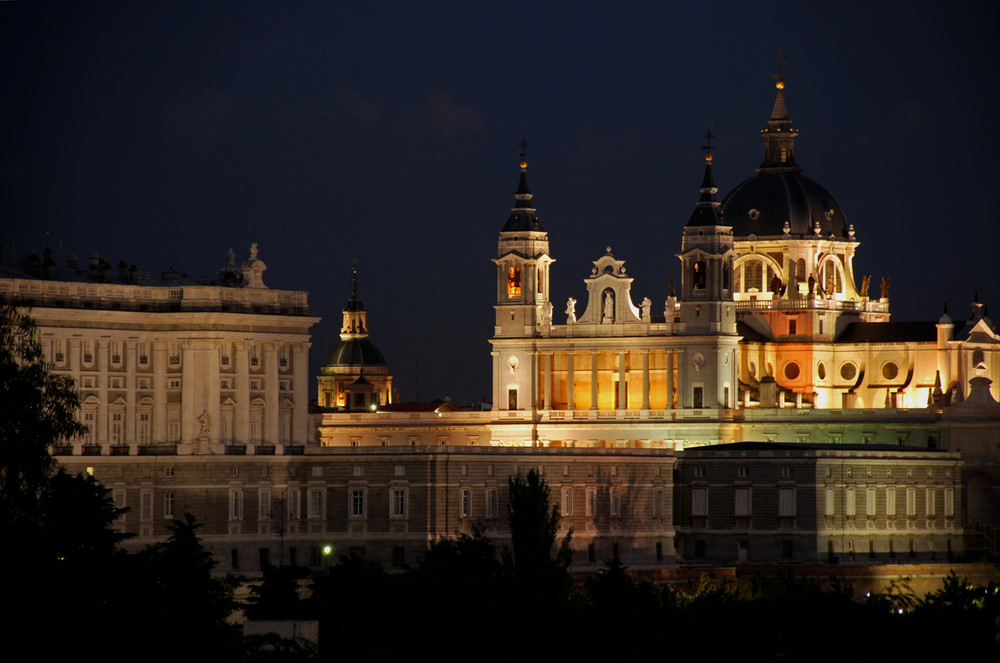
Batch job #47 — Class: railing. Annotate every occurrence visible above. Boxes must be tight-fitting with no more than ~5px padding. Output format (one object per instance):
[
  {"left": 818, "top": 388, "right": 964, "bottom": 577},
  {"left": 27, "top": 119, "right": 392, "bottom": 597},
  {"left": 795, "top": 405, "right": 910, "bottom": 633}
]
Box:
[{"left": 734, "top": 297, "right": 889, "bottom": 313}]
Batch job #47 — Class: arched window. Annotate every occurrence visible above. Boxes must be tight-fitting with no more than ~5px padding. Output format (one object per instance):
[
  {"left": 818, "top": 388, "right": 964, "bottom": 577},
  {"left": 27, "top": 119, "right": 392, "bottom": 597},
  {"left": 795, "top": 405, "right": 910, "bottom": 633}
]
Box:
[
  {"left": 693, "top": 261, "right": 706, "bottom": 289},
  {"left": 507, "top": 265, "right": 521, "bottom": 297}
]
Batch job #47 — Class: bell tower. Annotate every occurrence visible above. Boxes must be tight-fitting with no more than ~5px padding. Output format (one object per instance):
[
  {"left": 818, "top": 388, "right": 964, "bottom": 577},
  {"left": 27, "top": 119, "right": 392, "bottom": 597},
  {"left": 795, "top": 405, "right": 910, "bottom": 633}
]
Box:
[
  {"left": 493, "top": 142, "right": 554, "bottom": 337},
  {"left": 490, "top": 142, "right": 554, "bottom": 413},
  {"left": 677, "top": 133, "right": 740, "bottom": 408}
]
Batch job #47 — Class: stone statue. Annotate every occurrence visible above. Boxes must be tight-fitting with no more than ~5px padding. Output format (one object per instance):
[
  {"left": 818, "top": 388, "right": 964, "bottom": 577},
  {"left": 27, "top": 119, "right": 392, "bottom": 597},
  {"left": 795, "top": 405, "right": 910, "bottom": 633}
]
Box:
[
  {"left": 196, "top": 410, "right": 211, "bottom": 441},
  {"left": 880, "top": 276, "right": 890, "bottom": 299},
  {"left": 241, "top": 242, "right": 268, "bottom": 289},
  {"left": 807, "top": 274, "right": 816, "bottom": 296},
  {"left": 860, "top": 274, "right": 871, "bottom": 298},
  {"left": 565, "top": 297, "right": 577, "bottom": 323},
  {"left": 770, "top": 275, "right": 782, "bottom": 296},
  {"left": 249, "top": 242, "right": 259, "bottom": 260},
  {"left": 542, "top": 300, "right": 553, "bottom": 325},
  {"left": 640, "top": 297, "right": 652, "bottom": 321},
  {"left": 668, "top": 277, "right": 676, "bottom": 298},
  {"left": 603, "top": 292, "right": 614, "bottom": 322},
  {"left": 825, "top": 272, "right": 834, "bottom": 295}
]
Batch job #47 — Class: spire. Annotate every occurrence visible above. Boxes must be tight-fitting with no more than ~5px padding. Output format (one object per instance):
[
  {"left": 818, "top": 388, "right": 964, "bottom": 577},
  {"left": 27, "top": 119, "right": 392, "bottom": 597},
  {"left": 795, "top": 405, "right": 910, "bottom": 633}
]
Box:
[
  {"left": 686, "top": 129, "right": 724, "bottom": 226},
  {"left": 341, "top": 260, "right": 368, "bottom": 338},
  {"left": 502, "top": 138, "right": 545, "bottom": 232},
  {"left": 759, "top": 53, "right": 801, "bottom": 173}
]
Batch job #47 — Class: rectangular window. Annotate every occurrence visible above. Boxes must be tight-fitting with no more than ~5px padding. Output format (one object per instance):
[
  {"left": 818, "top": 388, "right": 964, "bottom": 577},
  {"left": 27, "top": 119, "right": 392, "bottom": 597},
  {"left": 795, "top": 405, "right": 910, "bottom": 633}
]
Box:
[
  {"left": 886, "top": 488, "right": 897, "bottom": 516},
  {"left": 653, "top": 487, "right": 664, "bottom": 518},
  {"left": 779, "top": 487, "right": 796, "bottom": 517},
  {"left": 610, "top": 487, "right": 621, "bottom": 517},
  {"left": 167, "top": 421, "right": 180, "bottom": 443},
  {"left": 350, "top": 489, "right": 366, "bottom": 517},
  {"left": 906, "top": 487, "right": 916, "bottom": 516},
  {"left": 138, "top": 412, "right": 150, "bottom": 444},
  {"left": 164, "top": 492, "right": 175, "bottom": 519},
  {"left": 486, "top": 488, "right": 498, "bottom": 518},
  {"left": 825, "top": 487, "right": 836, "bottom": 516},
  {"left": 692, "top": 386, "right": 703, "bottom": 409},
  {"left": 230, "top": 489, "right": 243, "bottom": 521},
  {"left": 459, "top": 489, "right": 472, "bottom": 518},
  {"left": 692, "top": 487, "right": 708, "bottom": 516},
  {"left": 587, "top": 488, "right": 597, "bottom": 517},
  {"left": 288, "top": 488, "right": 301, "bottom": 520},
  {"left": 845, "top": 487, "right": 856, "bottom": 516},
  {"left": 140, "top": 491, "right": 153, "bottom": 522},
  {"left": 734, "top": 487, "right": 751, "bottom": 516},
  {"left": 259, "top": 488, "right": 271, "bottom": 520},
  {"left": 926, "top": 488, "right": 936, "bottom": 516},
  {"left": 169, "top": 344, "right": 180, "bottom": 365},
  {"left": 391, "top": 489, "right": 406, "bottom": 518},
  {"left": 866, "top": 488, "right": 877, "bottom": 516},
  {"left": 308, "top": 489, "right": 324, "bottom": 519},
  {"left": 110, "top": 412, "right": 124, "bottom": 444},
  {"left": 113, "top": 488, "right": 126, "bottom": 523},
  {"left": 561, "top": 487, "right": 573, "bottom": 517},
  {"left": 944, "top": 487, "right": 955, "bottom": 516}
]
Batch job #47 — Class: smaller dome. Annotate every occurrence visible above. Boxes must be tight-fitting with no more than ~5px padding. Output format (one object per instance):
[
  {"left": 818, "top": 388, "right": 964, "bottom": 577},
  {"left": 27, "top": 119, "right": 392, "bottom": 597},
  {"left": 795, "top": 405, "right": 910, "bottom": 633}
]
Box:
[{"left": 322, "top": 338, "right": 386, "bottom": 368}]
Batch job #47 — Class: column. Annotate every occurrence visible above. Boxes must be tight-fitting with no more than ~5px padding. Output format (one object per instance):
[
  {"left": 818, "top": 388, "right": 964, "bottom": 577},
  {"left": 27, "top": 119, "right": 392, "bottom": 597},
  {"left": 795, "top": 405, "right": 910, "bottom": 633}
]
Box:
[
  {"left": 153, "top": 341, "right": 167, "bottom": 443},
  {"left": 264, "top": 342, "right": 280, "bottom": 444},
  {"left": 567, "top": 351, "right": 575, "bottom": 411},
  {"left": 235, "top": 342, "right": 250, "bottom": 444},
  {"left": 666, "top": 350, "right": 674, "bottom": 409},
  {"left": 126, "top": 340, "right": 137, "bottom": 444},
  {"left": 543, "top": 352, "right": 552, "bottom": 410},
  {"left": 617, "top": 351, "right": 626, "bottom": 410},
  {"left": 642, "top": 349, "right": 650, "bottom": 410},
  {"left": 292, "top": 342, "right": 310, "bottom": 444},
  {"left": 97, "top": 339, "right": 109, "bottom": 444},
  {"left": 590, "top": 351, "right": 599, "bottom": 411},
  {"left": 181, "top": 341, "right": 195, "bottom": 443}
]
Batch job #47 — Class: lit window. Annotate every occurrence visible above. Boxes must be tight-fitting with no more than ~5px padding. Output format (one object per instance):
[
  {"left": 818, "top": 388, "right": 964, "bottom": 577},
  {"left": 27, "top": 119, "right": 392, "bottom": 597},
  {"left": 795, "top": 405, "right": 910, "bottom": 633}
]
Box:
[{"left": 507, "top": 266, "right": 522, "bottom": 297}]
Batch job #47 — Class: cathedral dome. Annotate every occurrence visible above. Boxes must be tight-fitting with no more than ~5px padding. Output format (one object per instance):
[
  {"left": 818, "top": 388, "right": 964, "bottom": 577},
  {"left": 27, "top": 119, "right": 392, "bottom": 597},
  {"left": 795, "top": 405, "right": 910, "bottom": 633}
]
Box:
[
  {"left": 322, "top": 338, "right": 386, "bottom": 368},
  {"left": 722, "top": 171, "right": 848, "bottom": 238}
]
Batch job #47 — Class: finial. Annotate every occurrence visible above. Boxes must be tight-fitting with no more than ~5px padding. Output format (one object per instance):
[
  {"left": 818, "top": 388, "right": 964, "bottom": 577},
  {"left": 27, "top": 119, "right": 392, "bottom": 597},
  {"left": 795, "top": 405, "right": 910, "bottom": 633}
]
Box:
[
  {"left": 701, "top": 128, "right": 715, "bottom": 162},
  {"left": 771, "top": 52, "right": 789, "bottom": 90},
  {"left": 518, "top": 137, "right": 529, "bottom": 169}
]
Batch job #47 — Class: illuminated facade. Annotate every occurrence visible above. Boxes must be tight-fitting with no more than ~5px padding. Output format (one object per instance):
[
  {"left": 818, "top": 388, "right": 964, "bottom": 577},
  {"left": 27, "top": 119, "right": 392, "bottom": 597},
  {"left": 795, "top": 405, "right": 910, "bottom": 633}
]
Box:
[{"left": 6, "top": 66, "right": 998, "bottom": 574}]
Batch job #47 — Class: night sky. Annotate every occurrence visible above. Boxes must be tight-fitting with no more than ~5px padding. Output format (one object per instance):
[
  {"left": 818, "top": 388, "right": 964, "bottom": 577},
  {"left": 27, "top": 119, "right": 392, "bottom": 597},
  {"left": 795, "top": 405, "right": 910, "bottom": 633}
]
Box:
[{"left": 4, "top": 1, "right": 998, "bottom": 404}]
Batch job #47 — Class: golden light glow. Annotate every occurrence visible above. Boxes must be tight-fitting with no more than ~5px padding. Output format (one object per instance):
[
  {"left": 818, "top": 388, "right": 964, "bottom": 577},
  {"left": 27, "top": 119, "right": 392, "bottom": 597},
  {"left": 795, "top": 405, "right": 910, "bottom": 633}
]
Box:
[
  {"left": 776, "top": 80, "right": 785, "bottom": 90},
  {"left": 520, "top": 160, "right": 527, "bottom": 169}
]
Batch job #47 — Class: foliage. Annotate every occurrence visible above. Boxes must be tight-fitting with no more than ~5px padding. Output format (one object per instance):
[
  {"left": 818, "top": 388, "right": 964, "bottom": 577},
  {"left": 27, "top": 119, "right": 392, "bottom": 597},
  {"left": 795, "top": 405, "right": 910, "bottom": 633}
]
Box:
[
  {"left": 245, "top": 564, "right": 309, "bottom": 620},
  {"left": 0, "top": 305, "right": 86, "bottom": 536},
  {"left": 503, "top": 468, "right": 573, "bottom": 586}
]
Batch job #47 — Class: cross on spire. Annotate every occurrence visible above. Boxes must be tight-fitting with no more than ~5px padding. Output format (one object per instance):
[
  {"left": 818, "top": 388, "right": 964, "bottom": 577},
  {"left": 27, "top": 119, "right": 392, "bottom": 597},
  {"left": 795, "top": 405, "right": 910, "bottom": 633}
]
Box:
[
  {"left": 771, "top": 52, "right": 789, "bottom": 89},
  {"left": 701, "top": 128, "right": 715, "bottom": 154},
  {"left": 351, "top": 257, "right": 359, "bottom": 295},
  {"left": 518, "top": 137, "right": 530, "bottom": 168}
]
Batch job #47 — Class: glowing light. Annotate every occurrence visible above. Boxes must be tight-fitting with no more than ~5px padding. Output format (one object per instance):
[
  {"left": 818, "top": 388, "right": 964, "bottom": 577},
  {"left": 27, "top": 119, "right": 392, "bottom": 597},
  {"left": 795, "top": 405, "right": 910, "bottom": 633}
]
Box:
[
  {"left": 323, "top": 545, "right": 333, "bottom": 555},
  {"left": 776, "top": 80, "right": 785, "bottom": 90}
]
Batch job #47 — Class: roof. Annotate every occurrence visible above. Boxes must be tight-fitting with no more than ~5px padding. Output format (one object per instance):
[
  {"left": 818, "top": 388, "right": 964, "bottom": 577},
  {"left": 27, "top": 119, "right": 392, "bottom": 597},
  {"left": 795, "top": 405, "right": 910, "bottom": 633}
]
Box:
[
  {"left": 322, "top": 338, "right": 387, "bottom": 368},
  {"left": 722, "top": 171, "right": 848, "bottom": 238},
  {"left": 835, "top": 321, "right": 937, "bottom": 344},
  {"left": 501, "top": 168, "right": 545, "bottom": 233}
]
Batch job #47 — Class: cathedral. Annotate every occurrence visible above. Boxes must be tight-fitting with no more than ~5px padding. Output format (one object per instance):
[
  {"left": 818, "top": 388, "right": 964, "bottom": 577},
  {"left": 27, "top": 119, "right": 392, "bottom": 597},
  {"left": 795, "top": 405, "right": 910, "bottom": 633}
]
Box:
[{"left": 5, "top": 68, "right": 1000, "bottom": 574}]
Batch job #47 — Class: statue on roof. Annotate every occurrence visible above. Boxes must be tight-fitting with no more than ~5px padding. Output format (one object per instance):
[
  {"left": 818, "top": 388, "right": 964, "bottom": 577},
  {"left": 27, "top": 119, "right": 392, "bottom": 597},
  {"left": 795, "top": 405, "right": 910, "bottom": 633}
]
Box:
[
  {"left": 641, "top": 297, "right": 652, "bottom": 321},
  {"left": 860, "top": 274, "right": 871, "bottom": 298},
  {"left": 241, "top": 242, "right": 268, "bottom": 289},
  {"left": 565, "top": 297, "right": 577, "bottom": 323},
  {"left": 603, "top": 292, "right": 614, "bottom": 323},
  {"left": 880, "top": 276, "right": 890, "bottom": 300}
]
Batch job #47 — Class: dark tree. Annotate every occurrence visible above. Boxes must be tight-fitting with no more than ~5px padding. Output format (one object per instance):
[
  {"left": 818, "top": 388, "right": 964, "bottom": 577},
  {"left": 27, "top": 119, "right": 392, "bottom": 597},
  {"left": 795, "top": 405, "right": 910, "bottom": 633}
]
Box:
[
  {"left": 0, "top": 305, "right": 85, "bottom": 535},
  {"left": 505, "top": 468, "right": 573, "bottom": 584}
]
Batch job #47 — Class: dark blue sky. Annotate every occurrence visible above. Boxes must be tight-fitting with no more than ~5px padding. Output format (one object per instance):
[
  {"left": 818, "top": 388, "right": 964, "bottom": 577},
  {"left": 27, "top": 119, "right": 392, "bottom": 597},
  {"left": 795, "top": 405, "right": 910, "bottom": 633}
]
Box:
[{"left": 4, "top": 1, "right": 998, "bottom": 403}]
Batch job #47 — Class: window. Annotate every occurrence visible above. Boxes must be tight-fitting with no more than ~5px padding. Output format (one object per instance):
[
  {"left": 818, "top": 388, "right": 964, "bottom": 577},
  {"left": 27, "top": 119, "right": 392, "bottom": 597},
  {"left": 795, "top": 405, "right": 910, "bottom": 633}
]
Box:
[
  {"left": 692, "top": 487, "right": 708, "bottom": 516},
  {"left": 110, "top": 411, "right": 124, "bottom": 444},
  {"left": 779, "top": 487, "right": 796, "bottom": 517},
  {"left": 610, "top": 488, "right": 621, "bottom": 517},
  {"left": 788, "top": 319, "right": 797, "bottom": 335},
  {"left": 886, "top": 488, "right": 897, "bottom": 516},
  {"left": 168, "top": 378, "right": 181, "bottom": 389},
  {"left": 308, "top": 489, "right": 325, "bottom": 519},
  {"left": 138, "top": 412, "right": 151, "bottom": 444},
  {"left": 925, "top": 488, "right": 936, "bottom": 516},
  {"left": 737, "top": 466, "right": 749, "bottom": 478},
  {"left": 391, "top": 489, "right": 406, "bottom": 518},
  {"left": 653, "top": 487, "right": 664, "bottom": 518},
  {"left": 459, "top": 489, "right": 472, "bottom": 518},
  {"left": 586, "top": 488, "right": 597, "bottom": 517},
  {"left": 866, "top": 488, "right": 877, "bottom": 517},
  {"left": 692, "top": 386, "right": 703, "bottom": 408},
  {"left": 734, "top": 487, "right": 751, "bottom": 516},
  {"left": 259, "top": 488, "right": 271, "bottom": 520},
  {"left": 230, "top": 490, "right": 243, "bottom": 521},
  {"left": 508, "top": 388, "right": 518, "bottom": 410},
  {"left": 113, "top": 489, "right": 126, "bottom": 522},
  {"left": 164, "top": 493, "right": 175, "bottom": 519},
  {"left": 138, "top": 343, "right": 149, "bottom": 365},
  {"left": 561, "top": 487, "right": 573, "bottom": 517},
  {"left": 169, "top": 344, "right": 180, "bottom": 365},
  {"left": 288, "top": 488, "right": 301, "bottom": 520},
  {"left": 140, "top": 491, "right": 153, "bottom": 522},
  {"left": 944, "top": 488, "right": 955, "bottom": 516},
  {"left": 249, "top": 345, "right": 259, "bottom": 367},
  {"left": 825, "top": 487, "right": 836, "bottom": 516},
  {"left": 845, "top": 487, "right": 856, "bottom": 516},
  {"left": 350, "top": 489, "right": 366, "bottom": 517},
  {"left": 906, "top": 487, "right": 916, "bottom": 516},
  {"left": 487, "top": 488, "right": 499, "bottom": 518},
  {"left": 507, "top": 265, "right": 522, "bottom": 297},
  {"left": 694, "top": 467, "right": 705, "bottom": 478}
]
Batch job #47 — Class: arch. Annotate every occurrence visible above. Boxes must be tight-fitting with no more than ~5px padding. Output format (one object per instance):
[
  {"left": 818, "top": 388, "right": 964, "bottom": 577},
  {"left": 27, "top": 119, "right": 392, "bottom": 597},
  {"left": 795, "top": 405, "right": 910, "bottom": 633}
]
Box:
[
  {"left": 733, "top": 254, "right": 783, "bottom": 296},
  {"left": 818, "top": 254, "right": 847, "bottom": 297}
]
